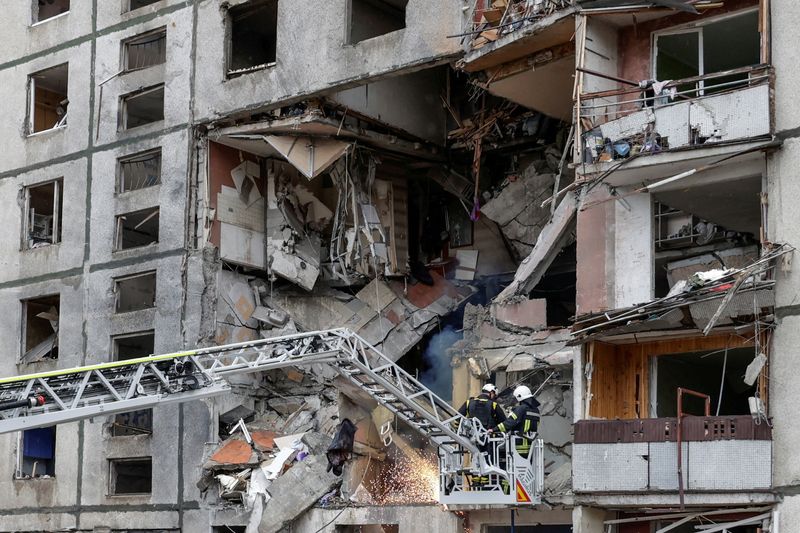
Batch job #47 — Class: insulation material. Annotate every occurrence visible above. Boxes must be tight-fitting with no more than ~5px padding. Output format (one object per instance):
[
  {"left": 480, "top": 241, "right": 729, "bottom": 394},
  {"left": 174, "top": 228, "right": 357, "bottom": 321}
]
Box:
[{"left": 264, "top": 135, "right": 350, "bottom": 180}]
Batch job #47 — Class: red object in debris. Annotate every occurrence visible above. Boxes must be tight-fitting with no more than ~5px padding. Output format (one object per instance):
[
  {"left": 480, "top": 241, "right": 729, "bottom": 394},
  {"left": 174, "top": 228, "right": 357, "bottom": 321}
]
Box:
[
  {"left": 710, "top": 283, "right": 734, "bottom": 292},
  {"left": 35, "top": 395, "right": 45, "bottom": 406},
  {"left": 209, "top": 439, "right": 254, "bottom": 464}
]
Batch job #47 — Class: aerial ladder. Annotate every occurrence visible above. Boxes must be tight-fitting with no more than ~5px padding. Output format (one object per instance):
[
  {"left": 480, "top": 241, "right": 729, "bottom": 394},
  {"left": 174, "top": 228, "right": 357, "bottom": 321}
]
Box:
[{"left": 0, "top": 328, "right": 543, "bottom": 506}]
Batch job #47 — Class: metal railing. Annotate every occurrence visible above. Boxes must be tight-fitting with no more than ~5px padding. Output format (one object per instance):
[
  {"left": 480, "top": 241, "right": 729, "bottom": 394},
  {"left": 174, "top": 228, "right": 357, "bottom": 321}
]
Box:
[{"left": 578, "top": 64, "right": 771, "bottom": 126}]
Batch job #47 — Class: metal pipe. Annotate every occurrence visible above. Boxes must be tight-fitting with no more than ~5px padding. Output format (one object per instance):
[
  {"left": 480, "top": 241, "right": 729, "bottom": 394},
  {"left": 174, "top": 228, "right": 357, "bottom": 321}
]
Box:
[
  {"left": 576, "top": 66, "right": 639, "bottom": 87},
  {"left": 677, "top": 387, "right": 711, "bottom": 509}
]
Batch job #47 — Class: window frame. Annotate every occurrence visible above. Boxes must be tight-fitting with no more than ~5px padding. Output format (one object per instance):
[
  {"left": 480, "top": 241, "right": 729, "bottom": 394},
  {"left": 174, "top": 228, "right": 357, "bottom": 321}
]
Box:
[
  {"left": 650, "top": 7, "right": 761, "bottom": 96},
  {"left": 117, "top": 148, "right": 162, "bottom": 193},
  {"left": 21, "top": 178, "right": 63, "bottom": 250},
  {"left": 20, "top": 294, "right": 60, "bottom": 363},
  {"left": 114, "top": 207, "right": 160, "bottom": 251},
  {"left": 31, "top": 0, "right": 70, "bottom": 26},
  {"left": 27, "top": 63, "right": 69, "bottom": 136},
  {"left": 113, "top": 271, "right": 157, "bottom": 313},
  {"left": 119, "top": 84, "right": 165, "bottom": 131},
  {"left": 121, "top": 27, "right": 167, "bottom": 73},
  {"left": 225, "top": 0, "right": 279, "bottom": 78},
  {"left": 108, "top": 457, "right": 153, "bottom": 496},
  {"left": 16, "top": 427, "right": 57, "bottom": 479}
]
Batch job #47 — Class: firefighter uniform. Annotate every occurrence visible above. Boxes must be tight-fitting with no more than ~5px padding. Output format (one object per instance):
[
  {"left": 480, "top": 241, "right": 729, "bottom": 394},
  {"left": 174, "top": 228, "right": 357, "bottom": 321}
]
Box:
[
  {"left": 496, "top": 396, "right": 540, "bottom": 457},
  {"left": 457, "top": 392, "right": 505, "bottom": 430}
]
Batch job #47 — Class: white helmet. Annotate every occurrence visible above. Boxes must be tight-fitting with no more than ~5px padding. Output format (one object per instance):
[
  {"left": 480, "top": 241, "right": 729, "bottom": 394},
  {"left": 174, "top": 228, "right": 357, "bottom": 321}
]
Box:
[
  {"left": 482, "top": 383, "right": 498, "bottom": 394},
  {"left": 513, "top": 385, "right": 533, "bottom": 402}
]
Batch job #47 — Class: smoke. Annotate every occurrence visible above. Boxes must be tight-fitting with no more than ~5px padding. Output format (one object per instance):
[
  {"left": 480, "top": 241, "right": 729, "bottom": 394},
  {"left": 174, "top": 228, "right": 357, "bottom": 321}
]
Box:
[{"left": 420, "top": 326, "right": 461, "bottom": 401}]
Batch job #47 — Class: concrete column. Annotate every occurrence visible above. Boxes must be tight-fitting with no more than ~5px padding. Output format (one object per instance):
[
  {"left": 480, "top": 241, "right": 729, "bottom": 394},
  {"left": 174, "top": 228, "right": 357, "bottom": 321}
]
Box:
[
  {"left": 573, "top": 506, "right": 608, "bottom": 533},
  {"left": 576, "top": 187, "right": 615, "bottom": 315},
  {"left": 613, "top": 190, "right": 653, "bottom": 308},
  {"left": 766, "top": 0, "right": 800, "bottom": 517}
]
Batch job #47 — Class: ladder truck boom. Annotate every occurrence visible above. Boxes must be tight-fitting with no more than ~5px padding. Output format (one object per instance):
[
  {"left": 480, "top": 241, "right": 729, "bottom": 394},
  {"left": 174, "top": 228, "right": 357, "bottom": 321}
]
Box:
[{"left": 0, "top": 328, "right": 544, "bottom": 505}]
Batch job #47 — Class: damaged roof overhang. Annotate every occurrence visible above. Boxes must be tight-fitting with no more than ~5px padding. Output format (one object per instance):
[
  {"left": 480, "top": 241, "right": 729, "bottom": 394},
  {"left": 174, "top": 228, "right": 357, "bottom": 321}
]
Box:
[
  {"left": 477, "top": 43, "right": 576, "bottom": 120},
  {"left": 461, "top": 6, "right": 578, "bottom": 72},
  {"left": 576, "top": 139, "right": 774, "bottom": 189},
  {"left": 570, "top": 244, "right": 794, "bottom": 343},
  {"left": 578, "top": 0, "right": 698, "bottom": 14},
  {"left": 209, "top": 111, "right": 446, "bottom": 163}
]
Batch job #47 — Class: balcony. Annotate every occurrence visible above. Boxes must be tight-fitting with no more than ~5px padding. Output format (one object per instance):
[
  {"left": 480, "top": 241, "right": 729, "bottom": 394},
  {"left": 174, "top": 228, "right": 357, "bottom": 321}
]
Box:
[
  {"left": 460, "top": 1, "right": 577, "bottom": 71},
  {"left": 577, "top": 66, "right": 772, "bottom": 174},
  {"left": 573, "top": 416, "right": 772, "bottom": 494}
]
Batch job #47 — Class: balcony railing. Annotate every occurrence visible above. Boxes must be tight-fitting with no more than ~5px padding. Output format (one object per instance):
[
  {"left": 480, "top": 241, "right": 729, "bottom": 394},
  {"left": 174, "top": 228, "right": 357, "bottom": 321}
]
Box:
[
  {"left": 576, "top": 65, "right": 772, "bottom": 163},
  {"left": 573, "top": 416, "right": 772, "bottom": 494}
]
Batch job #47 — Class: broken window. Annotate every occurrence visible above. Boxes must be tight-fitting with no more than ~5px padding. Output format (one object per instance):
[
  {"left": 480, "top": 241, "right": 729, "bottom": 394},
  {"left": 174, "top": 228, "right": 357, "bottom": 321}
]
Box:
[
  {"left": 28, "top": 64, "right": 68, "bottom": 134},
  {"left": 118, "top": 148, "right": 162, "bottom": 193},
  {"left": 120, "top": 85, "right": 164, "bottom": 130},
  {"left": 125, "top": 0, "right": 160, "bottom": 12},
  {"left": 115, "top": 207, "right": 159, "bottom": 250},
  {"left": 123, "top": 28, "right": 167, "bottom": 72},
  {"left": 654, "top": 348, "right": 756, "bottom": 417},
  {"left": 653, "top": 10, "right": 760, "bottom": 96},
  {"left": 111, "top": 332, "right": 155, "bottom": 436},
  {"left": 112, "top": 331, "right": 155, "bottom": 359},
  {"left": 109, "top": 458, "right": 152, "bottom": 495},
  {"left": 21, "top": 295, "right": 59, "bottom": 364},
  {"left": 227, "top": 1, "right": 278, "bottom": 77},
  {"left": 347, "top": 0, "right": 407, "bottom": 44},
  {"left": 22, "top": 178, "right": 63, "bottom": 249},
  {"left": 17, "top": 427, "right": 56, "bottom": 478},
  {"left": 114, "top": 271, "right": 157, "bottom": 313},
  {"left": 33, "top": 0, "right": 69, "bottom": 23},
  {"left": 213, "top": 528, "right": 246, "bottom": 533}
]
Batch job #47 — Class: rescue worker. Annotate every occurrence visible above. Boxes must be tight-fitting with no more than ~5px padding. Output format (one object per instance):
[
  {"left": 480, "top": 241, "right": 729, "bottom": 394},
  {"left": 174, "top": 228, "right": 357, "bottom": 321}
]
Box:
[
  {"left": 456, "top": 383, "right": 505, "bottom": 489},
  {"left": 495, "top": 385, "right": 541, "bottom": 459},
  {"left": 456, "top": 383, "right": 505, "bottom": 432}
]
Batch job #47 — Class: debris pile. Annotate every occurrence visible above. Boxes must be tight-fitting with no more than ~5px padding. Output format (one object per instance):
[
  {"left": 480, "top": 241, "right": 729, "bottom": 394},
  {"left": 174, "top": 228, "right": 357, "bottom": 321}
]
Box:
[
  {"left": 572, "top": 244, "right": 793, "bottom": 340},
  {"left": 470, "top": 0, "right": 573, "bottom": 50}
]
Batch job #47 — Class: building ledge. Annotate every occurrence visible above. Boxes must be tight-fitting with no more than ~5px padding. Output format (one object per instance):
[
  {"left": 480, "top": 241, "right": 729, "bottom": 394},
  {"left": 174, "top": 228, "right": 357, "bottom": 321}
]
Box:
[{"left": 461, "top": 6, "right": 578, "bottom": 72}]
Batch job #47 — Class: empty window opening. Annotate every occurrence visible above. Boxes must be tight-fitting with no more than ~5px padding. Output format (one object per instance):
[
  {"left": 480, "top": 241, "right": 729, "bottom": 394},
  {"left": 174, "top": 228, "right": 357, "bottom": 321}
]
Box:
[
  {"left": 120, "top": 85, "right": 164, "bottom": 130},
  {"left": 110, "top": 458, "right": 152, "bottom": 495},
  {"left": 213, "top": 528, "right": 246, "bottom": 533},
  {"left": 347, "top": 0, "right": 407, "bottom": 44},
  {"left": 654, "top": 348, "right": 756, "bottom": 417},
  {"left": 111, "top": 332, "right": 155, "bottom": 436},
  {"left": 29, "top": 64, "right": 68, "bottom": 134},
  {"left": 114, "top": 271, "right": 157, "bottom": 313},
  {"left": 115, "top": 207, "right": 159, "bottom": 250},
  {"left": 23, "top": 179, "right": 63, "bottom": 249},
  {"left": 17, "top": 427, "right": 56, "bottom": 478},
  {"left": 33, "top": 0, "right": 69, "bottom": 23},
  {"left": 126, "top": 0, "right": 161, "bottom": 12},
  {"left": 654, "top": 10, "right": 760, "bottom": 96},
  {"left": 21, "top": 295, "right": 59, "bottom": 364},
  {"left": 123, "top": 28, "right": 167, "bottom": 71},
  {"left": 119, "top": 149, "right": 162, "bottom": 192},
  {"left": 227, "top": 1, "right": 278, "bottom": 77},
  {"left": 113, "top": 331, "right": 155, "bottom": 360}
]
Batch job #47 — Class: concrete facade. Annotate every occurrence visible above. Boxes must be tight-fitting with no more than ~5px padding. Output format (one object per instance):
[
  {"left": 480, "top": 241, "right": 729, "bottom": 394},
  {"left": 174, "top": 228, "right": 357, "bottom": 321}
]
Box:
[{"left": 1, "top": 0, "right": 797, "bottom": 532}]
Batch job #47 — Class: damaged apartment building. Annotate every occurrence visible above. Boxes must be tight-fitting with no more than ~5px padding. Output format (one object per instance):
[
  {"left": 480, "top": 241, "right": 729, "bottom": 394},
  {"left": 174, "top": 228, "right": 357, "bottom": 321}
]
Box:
[{"left": 1, "top": 0, "right": 800, "bottom": 532}]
